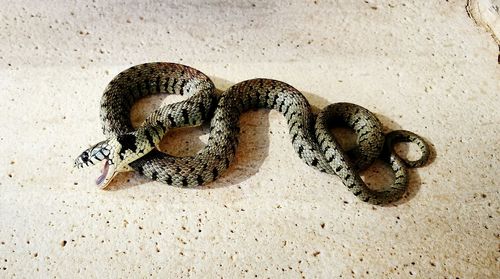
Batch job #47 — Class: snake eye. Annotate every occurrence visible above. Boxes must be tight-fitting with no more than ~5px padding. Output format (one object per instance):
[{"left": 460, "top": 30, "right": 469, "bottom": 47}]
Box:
[
  {"left": 74, "top": 150, "right": 91, "bottom": 168},
  {"left": 81, "top": 151, "right": 89, "bottom": 161},
  {"left": 75, "top": 140, "right": 112, "bottom": 168}
]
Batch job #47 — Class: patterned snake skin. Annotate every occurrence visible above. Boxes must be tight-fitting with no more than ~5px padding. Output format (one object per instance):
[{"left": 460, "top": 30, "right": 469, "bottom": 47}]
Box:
[{"left": 75, "top": 62, "right": 430, "bottom": 204}]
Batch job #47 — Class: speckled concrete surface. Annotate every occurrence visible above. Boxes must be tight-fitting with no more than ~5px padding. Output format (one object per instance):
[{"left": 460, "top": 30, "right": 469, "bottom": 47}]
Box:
[{"left": 1, "top": 0, "right": 499, "bottom": 278}]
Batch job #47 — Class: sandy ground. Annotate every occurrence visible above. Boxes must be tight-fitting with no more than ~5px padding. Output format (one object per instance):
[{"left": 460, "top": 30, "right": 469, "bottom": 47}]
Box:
[{"left": 1, "top": 0, "right": 499, "bottom": 278}]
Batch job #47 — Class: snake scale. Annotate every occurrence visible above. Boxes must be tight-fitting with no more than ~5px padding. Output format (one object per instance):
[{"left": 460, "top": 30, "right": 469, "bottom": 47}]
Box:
[{"left": 75, "top": 62, "right": 430, "bottom": 204}]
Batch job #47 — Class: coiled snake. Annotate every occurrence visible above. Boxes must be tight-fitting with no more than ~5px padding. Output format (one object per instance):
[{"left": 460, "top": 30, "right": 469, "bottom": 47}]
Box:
[{"left": 75, "top": 62, "right": 430, "bottom": 204}]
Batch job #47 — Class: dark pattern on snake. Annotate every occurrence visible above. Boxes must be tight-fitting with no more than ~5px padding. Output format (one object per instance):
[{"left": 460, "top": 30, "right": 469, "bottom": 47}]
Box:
[{"left": 75, "top": 62, "right": 430, "bottom": 204}]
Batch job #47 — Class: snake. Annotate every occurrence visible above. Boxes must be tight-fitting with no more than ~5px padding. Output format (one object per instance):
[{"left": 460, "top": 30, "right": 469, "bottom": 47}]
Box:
[{"left": 74, "top": 62, "right": 430, "bottom": 205}]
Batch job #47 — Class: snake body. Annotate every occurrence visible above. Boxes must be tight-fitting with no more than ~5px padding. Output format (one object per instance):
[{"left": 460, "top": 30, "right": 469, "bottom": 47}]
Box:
[{"left": 75, "top": 62, "right": 429, "bottom": 204}]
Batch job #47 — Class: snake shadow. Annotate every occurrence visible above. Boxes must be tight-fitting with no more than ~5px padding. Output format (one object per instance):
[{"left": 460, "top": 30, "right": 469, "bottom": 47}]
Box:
[{"left": 107, "top": 76, "right": 436, "bottom": 205}]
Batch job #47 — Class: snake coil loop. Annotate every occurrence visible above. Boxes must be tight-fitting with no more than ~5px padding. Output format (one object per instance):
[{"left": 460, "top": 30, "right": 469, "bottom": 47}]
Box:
[{"left": 75, "top": 62, "right": 430, "bottom": 204}]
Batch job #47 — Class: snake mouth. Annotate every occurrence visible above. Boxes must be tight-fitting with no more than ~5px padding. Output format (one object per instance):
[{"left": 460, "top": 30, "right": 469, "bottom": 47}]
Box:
[{"left": 96, "top": 159, "right": 110, "bottom": 186}]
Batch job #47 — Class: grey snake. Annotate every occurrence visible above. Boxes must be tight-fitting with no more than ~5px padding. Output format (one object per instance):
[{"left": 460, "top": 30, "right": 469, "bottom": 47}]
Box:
[{"left": 75, "top": 62, "right": 430, "bottom": 204}]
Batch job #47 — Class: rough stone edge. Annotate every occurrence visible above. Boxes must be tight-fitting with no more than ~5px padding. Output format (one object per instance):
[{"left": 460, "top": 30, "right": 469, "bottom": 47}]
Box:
[{"left": 466, "top": 0, "right": 500, "bottom": 46}]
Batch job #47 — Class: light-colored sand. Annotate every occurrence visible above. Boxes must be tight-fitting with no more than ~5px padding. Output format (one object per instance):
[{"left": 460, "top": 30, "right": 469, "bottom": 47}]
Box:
[{"left": 1, "top": 1, "right": 498, "bottom": 277}]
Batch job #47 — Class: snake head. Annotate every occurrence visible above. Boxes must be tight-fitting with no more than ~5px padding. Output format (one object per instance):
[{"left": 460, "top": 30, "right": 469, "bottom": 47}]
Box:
[{"left": 74, "top": 137, "right": 125, "bottom": 189}]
